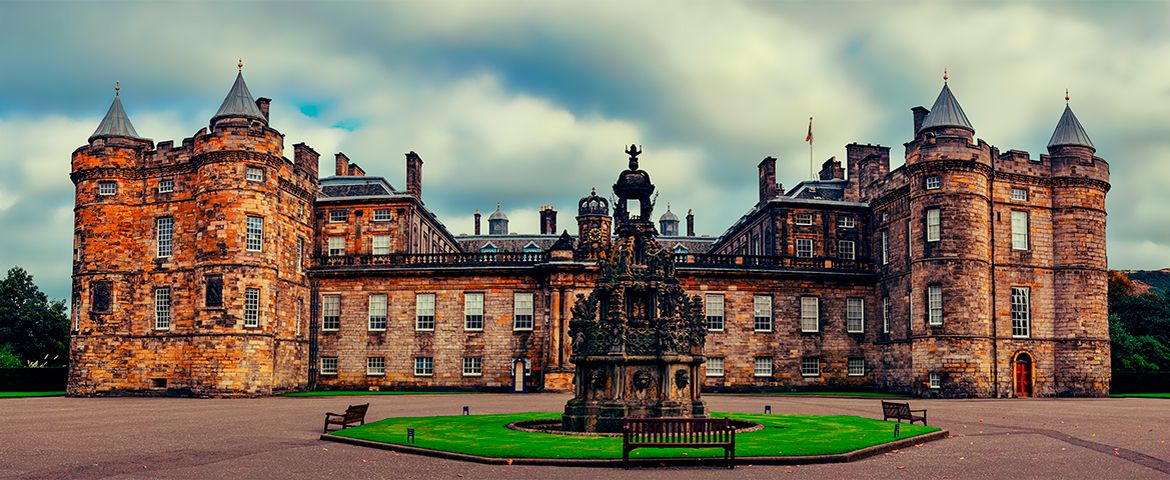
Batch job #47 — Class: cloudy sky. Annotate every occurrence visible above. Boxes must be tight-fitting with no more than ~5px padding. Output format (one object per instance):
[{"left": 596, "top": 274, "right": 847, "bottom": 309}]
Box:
[{"left": 0, "top": 1, "right": 1166, "bottom": 301}]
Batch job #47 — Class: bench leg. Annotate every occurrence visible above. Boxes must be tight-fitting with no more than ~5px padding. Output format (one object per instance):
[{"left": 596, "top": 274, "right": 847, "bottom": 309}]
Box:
[{"left": 623, "top": 448, "right": 629, "bottom": 470}]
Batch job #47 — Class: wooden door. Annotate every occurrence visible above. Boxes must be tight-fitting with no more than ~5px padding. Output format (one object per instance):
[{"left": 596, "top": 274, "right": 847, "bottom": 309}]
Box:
[
  {"left": 1014, "top": 355, "right": 1032, "bottom": 397},
  {"left": 513, "top": 359, "right": 525, "bottom": 393}
]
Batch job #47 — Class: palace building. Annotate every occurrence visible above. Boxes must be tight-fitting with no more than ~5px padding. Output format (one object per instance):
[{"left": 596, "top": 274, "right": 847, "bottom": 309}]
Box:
[{"left": 67, "top": 70, "right": 1110, "bottom": 398}]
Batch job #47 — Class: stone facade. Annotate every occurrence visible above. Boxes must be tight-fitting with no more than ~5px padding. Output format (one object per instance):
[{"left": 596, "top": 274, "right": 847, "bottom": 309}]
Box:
[{"left": 68, "top": 76, "right": 1110, "bottom": 398}]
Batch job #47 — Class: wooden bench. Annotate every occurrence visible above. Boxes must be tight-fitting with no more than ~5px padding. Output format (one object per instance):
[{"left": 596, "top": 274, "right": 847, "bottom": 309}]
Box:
[
  {"left": 622, "top": 417, "right": 736, "bottom": 469},
  {"left": 323, "top": 403, "right": 369, "bottom": 433},
  {"left": 882, "top": 401, "right": 927, "bottom": 425}
]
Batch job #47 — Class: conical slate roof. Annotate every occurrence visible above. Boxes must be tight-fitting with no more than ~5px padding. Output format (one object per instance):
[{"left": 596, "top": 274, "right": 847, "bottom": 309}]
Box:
[
  {"left": 89, "top": 94, "right": 143, "bottom": 142},
  {"left": 211, "top": 71, "right": 266, "bottom": 123},
  {"left": 920, "top": 84, "right": 973, "bottom": 132},
  {"left": 1048, "top": 105, "right": 1094, "bottom": 149}
]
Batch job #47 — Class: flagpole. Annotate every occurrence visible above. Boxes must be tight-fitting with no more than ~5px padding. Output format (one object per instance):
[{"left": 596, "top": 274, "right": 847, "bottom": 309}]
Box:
[{"left": 808, "top": 116, "right": 814, "bottom": 181}]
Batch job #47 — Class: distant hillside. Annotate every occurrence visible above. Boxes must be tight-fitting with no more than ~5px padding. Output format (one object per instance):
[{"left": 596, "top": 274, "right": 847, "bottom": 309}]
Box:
[{"left": 1119, "top": 269, "right": 1170, "bottom": 296}]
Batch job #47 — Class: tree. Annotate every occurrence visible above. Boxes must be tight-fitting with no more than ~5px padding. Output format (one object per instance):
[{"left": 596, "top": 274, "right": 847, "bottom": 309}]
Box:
[
  {"left": 0, "top": 267, "right": 69, "bottom": 367},
  {"left": 1109, "top": 271, "right": 1170, "bottom": 373}
]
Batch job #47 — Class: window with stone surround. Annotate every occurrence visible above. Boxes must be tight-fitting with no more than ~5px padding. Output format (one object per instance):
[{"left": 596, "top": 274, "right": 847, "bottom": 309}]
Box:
[
  {"left": 1011, "top": 188, "right": 1028, "bottom": 202},
  {"left": 328, "top": 209, "right": 347, "bottom": 223},
  {"left": 296, "top": 237, "right": 305, "bottom": 273},
  {"left": 92, "top": 281, "right": 112, "bottom": 313},
  {"left": 800, "top": 296, "right": 819, "bottom": 333},
  {"left": 514, "top": 293, "right": 534, "bottom": 331},
  {"left": 463, "top": 357, "right": 482, "bottom": 376},
  {"left": 416, "top": 293, "right": 435, "bottom": 330},
  {"left": 367, "top": 357, "right": 385, "bottom": 376},
  {"left": 706, "top": 357, "right": 725, "bottom": 377},
  {"left": 158, "top": 178, "right": 174, "bottom": 193},
  {"left": 796, "top": 238, "right": 814, "bottom": 258},
  {"left": 368, "top": 294, "right": 388, "bottom": 331},
  {"left": 753, "top": 295, "right": 773, "bottom": 332},
  {"left": 1011, "top": 211, "right": 1029, "bottom": 250},
  {"left": 245, "top": 216, "right": 263, "bottom": 252},
  {"left": 1011, "top": 287, "right": 1031, "bottom": 338},
  {"left": 372, "top": 235, "right": 391, "bottom": 255},
  {"left": 246, "top": 166, "right": 264, "bottom": 182},
  {"left": 244, "top": 287, "right": 260, "bottom": 327},
  {"left": 204, "top": 275, "right": 223, "bottom": 308},
  {"left": 296, "top": 298, "right": 303, "bottom": 337},
  {"left": 839, "top": 240, "right": 855, "bottom": 260},
  {"left": 927, "top": 285, "right": 943, "bottom": 326},
  {"left": 705, "top": 294, "right": 724, "bottom": 331},
  {"left": 320, "top": 357, "right": 338, "bottom": 375},
  {"left": 846, "top": 297, "right": 865, "bottom": 333},
  {"left": 848, "top": 358, "right": 865, "bottom": 376},
  {"left": 754, "top": 357, "right": 773, "bottom": 377},
  {"left": 880, "top": 230, "right": 889, "bottom": 265},
  {"left": 838, "top": 216, "right": 855, "bottom": 229},
  {"left": 373, "top": 209, "right": 392, "bottom": 222},
  {"left": 925, "top": 176, "right": 941, "bottom": 190},
  {"left": 328, "top": 236, "right": 345, "bottom": 256},
  {"left": 414, "top": 356, "right": 433, "bottom": 376},
  {"left": 925, "top": 208, "right": 941, "bottom": 242},
  {"left": 907, "top": 220, "right": 913, "bottom": 257},
  {"left": 929, "top": 372, "right": 941, "bottom": 389},
  {"left": 156, "top": 217, "right": 174, "bottom": 258},
  {"left": 322, "top": 294, "right": 341, "bottom": 331},
  {"left": 882, "top": 296, "right": 890, "bottom": 333},
  {"left": 800, "top": 357, "right": 820, "bottom": 377},
  {"left": 98, "top": 181, "right": 117, "bottom": 196},
  {"left": 154, "top": 287, "right": 171, "bottom": 331},
  {"left": 464, "top": 292, "right": 484, "bottom": 330},
  {"left": 794, "top": 213, "right": 814, "bottom": 225}
]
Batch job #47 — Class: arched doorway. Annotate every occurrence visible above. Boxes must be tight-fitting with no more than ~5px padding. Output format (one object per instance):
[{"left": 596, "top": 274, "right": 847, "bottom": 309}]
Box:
[{"left": 1013, "top": 352, "right": 1033, "bottom": 398}]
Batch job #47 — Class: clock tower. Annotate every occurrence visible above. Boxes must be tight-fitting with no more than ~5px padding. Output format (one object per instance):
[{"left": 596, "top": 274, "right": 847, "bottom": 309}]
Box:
[{"left": 576, "top": 187, "right": 612, "bottom": 260}]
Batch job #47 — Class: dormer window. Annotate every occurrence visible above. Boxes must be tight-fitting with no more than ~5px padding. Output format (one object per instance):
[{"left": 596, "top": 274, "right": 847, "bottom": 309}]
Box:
[
  {"left": 480, "top": 243, "right": 498, "bottom": 253},
  {"left": 925, "top": 176, "right": 941, "bottom": 190},
  {"left": 245, "top": 166, "right": 264, "bottom": 182}
]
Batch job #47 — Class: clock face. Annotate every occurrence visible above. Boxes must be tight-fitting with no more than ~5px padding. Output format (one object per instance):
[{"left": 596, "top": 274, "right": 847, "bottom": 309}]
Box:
[{"left": 587, "top": 228, "right": 602, "bottom": 242}]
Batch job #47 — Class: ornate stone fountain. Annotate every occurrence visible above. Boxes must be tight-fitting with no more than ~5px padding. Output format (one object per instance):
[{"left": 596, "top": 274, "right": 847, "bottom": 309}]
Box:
[{"left": 561, "top": 145, "right": 708, "bottom": 433}]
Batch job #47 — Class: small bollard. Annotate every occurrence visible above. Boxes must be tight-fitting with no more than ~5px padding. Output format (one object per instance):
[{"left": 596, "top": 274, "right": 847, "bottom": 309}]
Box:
[
  {"left": 463, "top": 406, "right": 470, "bottom": 415},
  {"left": 894, "top": 423, "right": 900, "bottom": 438},
  {"left": 764, "top": 404, "right": 772, "bottom": 414},
  {"left": 407, "top": 428, "right": 415, "bottom": 443}
]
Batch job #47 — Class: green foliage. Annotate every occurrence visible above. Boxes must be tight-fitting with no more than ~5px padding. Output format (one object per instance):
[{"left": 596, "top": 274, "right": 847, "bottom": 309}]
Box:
[
  {"left": 283, "top": 390, "right": 473, "bottom": 397},
  {"left": 0, "top": 391, "right": 65, "bottom": 398},
  {"left": 0, "top": 344, "right": 22, "bottom": 368},
  {"left": 1110, "top": 272, "right": 1170, "bottom": 373},
  {"left": 0, "top": 267, "right": 70, "bottom": 367}
]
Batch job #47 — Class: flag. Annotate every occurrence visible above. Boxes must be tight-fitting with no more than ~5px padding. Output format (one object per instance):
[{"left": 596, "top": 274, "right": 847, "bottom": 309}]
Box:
[{"left": 805, "top": 117, "right": 813, "bottom": 143}]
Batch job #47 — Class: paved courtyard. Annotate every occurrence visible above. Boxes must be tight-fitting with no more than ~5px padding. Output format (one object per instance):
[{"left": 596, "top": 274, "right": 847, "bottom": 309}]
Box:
[{"left": 1, "top": 393, "right": 1168, "bottom": 479}]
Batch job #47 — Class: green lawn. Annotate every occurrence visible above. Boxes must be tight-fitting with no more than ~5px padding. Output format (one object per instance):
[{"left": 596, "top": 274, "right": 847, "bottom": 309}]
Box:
[
  {"left": 0, "top": 391, "right": 65, "bottom": 398},
  {"left": 330, "top": 412, "right": 938, "bottom": 459},
  {"left": 712, "top": 391, "right": 906, "bottom": 398},
  {"left": 1111, "top": 393, "right": 1170, "bottom": 398},
  {"left": 283, "top": 390, "right": 474, "bottom": 397}
]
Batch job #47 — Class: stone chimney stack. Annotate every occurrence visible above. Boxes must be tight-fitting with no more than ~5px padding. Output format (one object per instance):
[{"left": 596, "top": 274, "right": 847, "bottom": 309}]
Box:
[
  {"left": 335, "top": 152, "right": 350, "bottom": 176},
  {"left": 818, "top": 156, "right": 845, "bottom": 180},
  {"left": 539, "top": 205, "right": 558, "bottom": 235},
  {"left": 474, "top": 209, "right": 481, "bottom": 235},
  {"left": 405, "top": 151, "right": 423, "bottom": 200},
  {"left": 758, "top": 156, "right": 780, "bottom": 205},
  {"left": 293, "top": 143, "right": 319, "bottom": 178},
  {"left": 256, "top": 97, "right": 271, "bottom": 121},
  {"left": 912, "top": 106, "right": 930, "bottom": 135},
  {"left": 686, "top": 209, "right": 695, "bottom": 237}
]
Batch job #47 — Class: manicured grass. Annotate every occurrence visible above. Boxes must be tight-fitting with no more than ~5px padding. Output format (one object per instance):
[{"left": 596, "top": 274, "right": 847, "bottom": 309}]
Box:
[
  {"left": 283, "top": 390, "right": 474, "bottom": 397},
  {"left": 1111, "top": 393, "right": 1170, "bottom": 399},
  {"left": 0, "top": 391, "right": 65, "bottom": 398},
  {"left": 713, "top": 391, "right": 906, "bottom": 398},
  {"left": 331, "top": 411, "right": 938, "bottom": 459}
]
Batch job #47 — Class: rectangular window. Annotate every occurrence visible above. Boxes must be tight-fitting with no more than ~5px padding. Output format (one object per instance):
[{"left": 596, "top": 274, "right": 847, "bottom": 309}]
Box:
[
  {"left": 246, "top": 216, "right": 264, "bottom": 252},
  {"left": 800, "top": 296, "right": 819, "bottom": 333},
  {"left": 328, "top": 236, "right": 345, "bottom": 256},
  {"left": 927, "top": 285, "right": 943, "bottom": 326},
  {"left": 882, "top": 296, "right": 890, "bottom": 334},
  {"left": 373, "top": 209, "right": 392, "bottom": 222},
  {"left": 416, "top": 293, "right": 435, "bottom": 330},
  {"left": 414, "top": 356, "right": 433, "bottom": 376},
  {"left": 848, "top": 358, "right": 865, "bottom": 376},
  {"left": 706, "top": 357, "right": 725, "bottom": 377},
  {"left": 368, "top": 294, "right": 388, "bottom": 331},
  {"left": 839, "top": 240, "right": 855, "bottom": 260},
  {"left": 158, "top": 179, "right": 174, "bottom": 193},
  {"left": 463, "top": 357, "right": 483, "bottom": 376},
  {"left": 929, "top": 372, "right": 941, "bottom": 389},
  {"left": 838, "top": 216, "right": 855, "bottom": 229},
  {"left": 925, "top": 208, "right": 941, "bottom": 242},
  {"left": 794, "top": 213, "right": 814, "bottom": 225},
  {"left": 322, "top": 294, "right": 341, "bottom": 331},
  {"left": 754, "top": 357, "right": 773, "bottom": 377},
  {"left": 847, "top": 297, "right": 865, "bottom": 333},
  {"left": 1011, "top": 211, "right": 1029, "bottom": 250},
  {"left": 925, "top": 176, "right": 941, "bottom": 190},
  {"left": 1011, "top": 188, "right": 1028, "bottom": 202},
  {"left": 367, "top": 357, "right": 385, "bottom": 376},
  {"left": 801, "top": 357, "right": 821, "bottom": 377},
  {"left": 154, "top": 287, "right": 171, "bottom": 330},
  {"left": 98, "top": 181, "right": 117, "bottom": 196},
  {"left": 93, "top": 281, "right": 112, "bottom": 312},
  {"left": 244, "top": 287, "right": 260, "bottom": 327},
  {"left": 464, "top": 292, "right": 484, "bottom": 330},
  {"left": 205, "top": 275, "right": 223, "bottom": 307},
  {"left": 1011, "top": 287, "right": 1031, "bottom": 338},
  {"left": 795, "top": 238, "right": 814, "bottom": 258},
  {"left": 880, "top": 230, "right": 889, "bottom": 265},
  {"left": 907, "top": 220, "right": 913, "bottom": 257},
  {"left": 514, "top": 293, "right": 534, "bottom": 331},
  {"left": 156, "top": 217, "right": 174, "bottom": 258},
  {"left": 753, "top": 295, "right": 773, "bottom": 332},
  {"left": 245, "top": 166, "right": 264, "bottom": 182},
  {"left": 320, "top": 357, "right": 338, "bottom": 375},
  {"left": 328, "top": 210, "right": 347, "bottom": 223},
  {"left": 296, "top": 299, "right": 303, "bottom": 337},
  {"left": 296, "top": 237, "right": 304, "bottom": 273},
  {"left": 372, "top": 235, "right": 391, "bottom": 255},
  {"left": 705, "top": 294, "right": 725, "bottom": 331}
]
